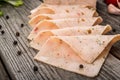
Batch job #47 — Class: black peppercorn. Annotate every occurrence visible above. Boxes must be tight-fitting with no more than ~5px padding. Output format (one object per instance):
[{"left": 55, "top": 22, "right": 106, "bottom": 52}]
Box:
[
  {"left": 13, "top": 40, "right": 18, "bottom": 45},
  {"left": 6, "top": 15, "right": 9, "bottom": 19},
  {"left": 1, "top": 30, "right": 5, "bottom": 34},
  {"left": 21, "top": 24, "right": 24, "bottom": 28},
  {"left": 17, "top": 51, "right": 22, "bottom": 56},
  {"left": 17, "top": 70, "right": 21, "bottom": 73},
  {"left": 16, "top": 32, "right": 20, "bottom": 37},
  {"left": 0, "top": 25, "right": 2, "bottom": 29},
  {"left": 79, "top": 64, "right": 84, "bottom": 69},
  {"left": 112, "top": 29, "right": 116, "bottom": 32},
  {"left": 33, "top": 66, "right": 38, "bottom": 72}
]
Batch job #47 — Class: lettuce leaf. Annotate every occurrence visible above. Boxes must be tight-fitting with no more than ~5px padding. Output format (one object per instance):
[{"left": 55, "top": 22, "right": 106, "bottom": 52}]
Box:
[
  {"left": 0, "top": 0, "right": 23, "bottom": 7},
  {"left": 4, "top": 0, "right": 23, "bottom": 7},
  {"left": 0, "top": 0, "right": 23, "bottom": 16},
  {"left": 0, "top": 10, "right": 3, "bottom": 16}
]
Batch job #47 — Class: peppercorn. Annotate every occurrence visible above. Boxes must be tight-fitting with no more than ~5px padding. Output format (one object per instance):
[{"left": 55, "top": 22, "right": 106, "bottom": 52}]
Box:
[
  {"left": 79, "top": 64, "right": 84, "bottom": 69},
  {"left": 112, "top": 29, "right": 116, "bottom": 32},
  {"left": 21, "top": 24, "right": 24, "bottom": 28},
  {"left": 1, "top": 30, "right": 5, "bottom": 35},
  {"left": 13, "top": 40, "right": 18, "bottom": 45},
  {"left": 6, "top": 15, "right": 9, "bottom": 19},
  {"left": 17, "top": 51, "right": 22, "bottom": 56},
  {"left": 33, "top": 66, "right": 38, "bottom": 72},
  {"left": 0, "top": 25, "right": 2, "bottom": 29},
  {"left": 16, "top": 32, "right": 20, "bottom": 37}
]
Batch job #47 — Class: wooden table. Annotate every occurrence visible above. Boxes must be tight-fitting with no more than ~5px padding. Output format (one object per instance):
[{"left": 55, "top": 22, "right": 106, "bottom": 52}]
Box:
[{"left": 0, "top": 0, "right": 120, "bottom": 80}]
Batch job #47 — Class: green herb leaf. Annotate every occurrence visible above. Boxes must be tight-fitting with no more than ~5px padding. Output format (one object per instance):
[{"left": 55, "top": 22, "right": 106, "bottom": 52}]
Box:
[
  {"left": 0, "top": 10, "right": 3, "bottom": 16},
  {"left": 0, "top": 0, "right": 24, "bottom": 16},
  {"left": 4, "top": 0, "right": 23, "bottom": 7}
]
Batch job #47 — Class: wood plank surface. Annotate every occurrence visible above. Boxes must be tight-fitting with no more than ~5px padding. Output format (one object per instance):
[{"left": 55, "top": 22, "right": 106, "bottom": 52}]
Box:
[
  {"left": 0, "top": 0, "right": 120, "bottom": 80},
  {"left": 0, "top": 58, "right": 10, "bottom": 80}
]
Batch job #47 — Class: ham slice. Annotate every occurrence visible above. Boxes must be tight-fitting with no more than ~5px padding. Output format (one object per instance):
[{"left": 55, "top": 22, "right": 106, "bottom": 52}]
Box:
[
  {"left": 30, "top": 25, "right": 112, "bottom": 50},
  {"left": 29, "top": 12, "right": 98, "bottom": 27},
  {"left": 30, "top": 4, "right": 98, "bottom": 18},
  {"left": 28, "top": 17, "right": 102, "bottom": 40},
  {"left": 31, "top": 1, "right": 96, "bottom": 14},
  {"left": 43, "top": 0, "right": 96, "bottom": 8},
  {"left": 34, "top": 35, "right": 120, "bottom": 77}
]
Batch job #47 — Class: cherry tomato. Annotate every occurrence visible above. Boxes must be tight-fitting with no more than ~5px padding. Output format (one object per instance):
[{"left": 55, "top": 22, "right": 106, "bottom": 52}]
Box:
[{"left": 105, "top": 0, "right": 120, "bottom": 6}]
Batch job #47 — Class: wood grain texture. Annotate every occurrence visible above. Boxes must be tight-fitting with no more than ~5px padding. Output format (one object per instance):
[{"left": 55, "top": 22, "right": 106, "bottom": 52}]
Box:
[
  {"left": 0, "top": 58, "right": 10, "bottom": 80},
  {"left": 0, "top": 0, "right": 120, "bottom": 80}
]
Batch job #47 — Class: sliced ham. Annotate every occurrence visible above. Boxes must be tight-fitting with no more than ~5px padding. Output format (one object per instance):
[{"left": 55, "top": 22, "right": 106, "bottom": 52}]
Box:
[
  {"left": 27, "top": 17, "right": 103, "bottom": 40},
  {"left": 34, "top": 35, "right": 120, "bottom": 77},
  {"left": 30, "top": 25, "right": 112, "bottom": 50},
  {"left": 43, "top": 0, "right": 96, "bottom": 8},
  {"left": 27, "top": 0, "right": 120, "bottom": 77},
  {"left": 29, "top": 12, "right": 98, "bottom": 27},
  {"left": 31, "top": 1, "right": 96, "bottom": 14},
  {"left": 30, "top": 4, "right": 98, "bottom": 18}
]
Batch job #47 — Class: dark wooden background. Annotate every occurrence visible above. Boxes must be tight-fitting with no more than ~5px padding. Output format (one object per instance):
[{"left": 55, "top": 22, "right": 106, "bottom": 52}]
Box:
[{"left": 0, "top": 0, "right": 120, "bottom": 80}]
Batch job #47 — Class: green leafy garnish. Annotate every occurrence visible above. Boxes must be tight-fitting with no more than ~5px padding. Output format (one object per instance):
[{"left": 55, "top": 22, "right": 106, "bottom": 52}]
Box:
[
  {"left": 0, "top": 0, "right": 24, "bottom": 16},
  {"left": 0, "top": 10, "right": 3, "bottom": 16},
  {"left": 4, "top": 0, "right": 23, "bottom": 7}
]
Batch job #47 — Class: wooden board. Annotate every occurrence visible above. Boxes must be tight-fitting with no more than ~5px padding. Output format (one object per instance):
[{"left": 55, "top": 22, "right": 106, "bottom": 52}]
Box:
[
  {"left": 0, "top": 0, "right": 120, "bottom": 80},
  {"left": 0, "top": 58, "right": 10, "bottom": 80}
]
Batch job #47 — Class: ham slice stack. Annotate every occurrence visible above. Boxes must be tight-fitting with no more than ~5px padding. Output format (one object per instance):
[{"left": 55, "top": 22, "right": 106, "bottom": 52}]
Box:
[{"left": 28, "top": 0, "right": 120, "bottom": 77}]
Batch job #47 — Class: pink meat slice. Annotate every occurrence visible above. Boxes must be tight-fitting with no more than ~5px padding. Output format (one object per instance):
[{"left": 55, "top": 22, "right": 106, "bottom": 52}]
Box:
[
  {"left": 28, "top": 17, "right": 102, "bottom": 40},
  {"left": 30, "top": 25, "right": 111, "bottom": 50},
  {"left": 34, "top": 34, "right": 120, "bottom": 77}
]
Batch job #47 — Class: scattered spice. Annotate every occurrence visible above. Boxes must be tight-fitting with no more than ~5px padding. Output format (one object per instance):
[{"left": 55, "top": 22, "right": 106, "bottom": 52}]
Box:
[
  {"left": 67, "top": 54, "right": 70, "bottom": 57},
  {"left": 6, "top": 15, "right": 9, "bottom": 19},
  {"left": 96, "top": 39, "right": 105, "bottom": 46},
  {"left": 79, "top": 41, "right": 82, "bottom": 43},
  {"left": 17, "top": 51, "right": 22, "bottom": 56},
  {"left": 33, "top": 66, "right": 38, "bottom": 72},
  {"left": 0, "top": 25, "right": 2, "bottom": 29},
  {"left": 16, "top": 32, "right": 20, "bottom": 37},
  {"left": 46, "top": 16, "right": 51, "bottom": 20},
  {"left": 13, "top": 40, "right": 18, "bottom": 45},
  {"left": 87, "top": 29, "right": 92, "bottom": 34},
  {"left": 59, "top": 39, "right": 63, "bottom": 44},
  {"left": 1, "top": 30, "right": 5, "bottom": 35},
  {"left": 112, "top": 28, "right": 116, "bottom": 32},
  {"left": 17, "top": 70, "right": 21, "bottom": 73},
  {"left": 39, "top": 0, "right": 43, "bottom": 2},
  {"left": 86, "top": 6, "right": 93, "bottom": 9},
  {"left": 37, "top": 43, "right": 40, "bottom": 45},
  {"left": 103, "top": 41, "right": 105, "bottom": 44},
  {"left": 66, "top": 10, "right": 69, "bottom": 13},
  {"left": 57, "top": 53, "right": 60, "bottom": 56},
  {"left": 103, "top": 56, "right": 106, "bottom": 59},
  {"left": 81, "top": 18, "right": 85, "bottom": 22},
  {"left": 81, "top": 12, "right": 84, "bottom": 15},
  {"left": 91, "top": 27, "right": 94, "bottom": 30},
  {"left": 21, "top": 24, "right": 24, "bottom": 28},
  {"left": 79, "top": 64, "right": 84, "bottom": 69}
]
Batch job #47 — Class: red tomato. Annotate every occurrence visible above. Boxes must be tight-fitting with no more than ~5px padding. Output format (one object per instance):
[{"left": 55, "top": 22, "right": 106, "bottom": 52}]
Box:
[{"left": 105, "top": 0, "right": 120, "bottom": 6}]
